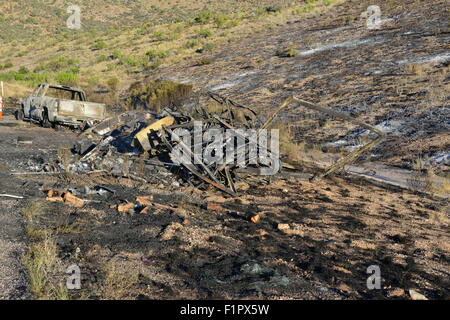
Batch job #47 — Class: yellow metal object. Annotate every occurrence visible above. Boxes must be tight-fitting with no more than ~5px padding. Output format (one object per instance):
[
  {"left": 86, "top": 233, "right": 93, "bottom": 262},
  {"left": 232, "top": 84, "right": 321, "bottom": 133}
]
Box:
[{"left": 135, "top": 116, "right": 175, "bottom": 151}]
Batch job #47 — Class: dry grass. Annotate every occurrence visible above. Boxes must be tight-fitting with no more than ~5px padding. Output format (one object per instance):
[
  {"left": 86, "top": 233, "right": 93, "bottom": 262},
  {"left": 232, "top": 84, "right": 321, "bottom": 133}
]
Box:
[
  {"left": 21, "top": 200, "right": 47, "bottom": 222},
  {"left": 22, "top": 233, "right": 57, "bottom": 298},
  {"left": 405, "top": 63, "right": 431, "bottom": 77},
  {"left": 21, "top": 201, "right": 70, "bottom": 299},
  {"left": 101, "top": 263, "right": 140, "bottom": 300}
]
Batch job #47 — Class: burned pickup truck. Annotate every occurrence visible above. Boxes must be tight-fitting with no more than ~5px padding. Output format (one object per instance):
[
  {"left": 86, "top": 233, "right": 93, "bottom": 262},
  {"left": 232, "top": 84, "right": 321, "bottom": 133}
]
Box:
[{"left": 17, "top": 83, "right": 107, "bottom": 129}]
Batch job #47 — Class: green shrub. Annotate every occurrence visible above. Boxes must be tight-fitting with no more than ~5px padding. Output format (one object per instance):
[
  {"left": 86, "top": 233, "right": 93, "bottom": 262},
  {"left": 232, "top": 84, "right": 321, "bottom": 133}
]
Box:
[
  {"left": 0, "top": 71, "right": 49, "bottom": 87},
  {"left": 184, "top": 39, "right": 199, "bottom": 49},
  {"left": 43, "top": 56, "right": 80, "bottom": 72},
  {"left": 106, "top": 63, "right": 116, "bottom": 71},
  {"left": 145, "top": 49, "right": 168, "bottom": 61},
  {"left": 92, "top": 40, "right": 108, "bottom": 50},
  {"left": 224, "top": 20, "right": 239, "bottom": 28},
  {"left": 1, "top": 62, "right": 13, "bottom": 69},
  {"left": 214, "top": 15, "right": 228, "bottom": 27},
  {"left": 95, "top": 54, "right": 109, "bottom": 63},
  {"left": 197, "top": 28, "right": 212, "bottom": 38},
  {"left": 201, "top": 42, "right": 215, "bottom": 53},
  {"left": 152, "top": 30, "right": 166, "bottom": 41},
  {"left": 194, "top": 10, "right": 214, "bottom": 24},
  {"left": 111, "top": 50, "right": 123, "bottom": 59},
  {"left": 119, "top": 55, "right": 143, "bottom": 67},
  {"left": 54, "top": 72, "right": 78, "bottom": 86},
  {"left": 18, "top": 66, "right": 30, "bottom": 74}
]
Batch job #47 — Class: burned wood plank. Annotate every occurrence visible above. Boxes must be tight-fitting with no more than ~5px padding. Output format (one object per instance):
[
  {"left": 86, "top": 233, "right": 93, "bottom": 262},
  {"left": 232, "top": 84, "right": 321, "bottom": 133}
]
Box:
[{"left": 291, "top": 97, "right": 386, "bottom": 179}]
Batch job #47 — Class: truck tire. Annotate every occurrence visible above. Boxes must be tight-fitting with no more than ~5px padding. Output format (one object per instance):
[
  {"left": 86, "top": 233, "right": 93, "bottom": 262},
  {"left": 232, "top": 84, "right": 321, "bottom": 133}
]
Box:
[
  {"left": 41, "top": 110, "right": 51, "bottom": 128},
  {"left": 16, "top": 109, "right": 24, "bottom": 121}
]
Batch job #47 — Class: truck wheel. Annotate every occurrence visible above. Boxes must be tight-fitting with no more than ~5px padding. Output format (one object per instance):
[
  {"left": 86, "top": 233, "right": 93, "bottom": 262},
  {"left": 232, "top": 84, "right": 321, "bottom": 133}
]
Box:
[
  {"left": 16, "top": 109, "right": 24, "bottom": 121},
  {"left": 41, "top": 111, "right": 51, "bottom": 128}
]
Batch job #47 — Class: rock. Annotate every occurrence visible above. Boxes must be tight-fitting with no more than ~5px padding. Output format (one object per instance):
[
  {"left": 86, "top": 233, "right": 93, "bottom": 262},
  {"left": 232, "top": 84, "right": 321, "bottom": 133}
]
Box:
[
  {"left": 46, "top": 190, "right": 85, "bottom": 208},
  {"left": 337, "top": 283, "right": 352, "bottom": 293},
  {"left": 172, "top": 181, "right": 180, "bottom": 187},
  {"left": 46, "top": 189, "right": 64, "bottom": 203},
  {"left": 409, "top": 289, "right": 428, "bottom": 300},
  {"left": 63, "top": 192, "right": 85, "bottom": 208},
  {"left": 117, "top": 202, "right": 135, "bottom": 213},
  {"left": 278, "top": 223, "right": 304, "bottom": 236},
  {"left": 387, "top": 288, "right": 405, "bottom": 297},
  {"left": 249, "top": 214, "right": 260, "bottom": 223},
  {"left": 277, "top": 223, "right": 290, "bottom": 231},
  {"left": 240, "top": 263, "right": 272, "bottom": 276}
]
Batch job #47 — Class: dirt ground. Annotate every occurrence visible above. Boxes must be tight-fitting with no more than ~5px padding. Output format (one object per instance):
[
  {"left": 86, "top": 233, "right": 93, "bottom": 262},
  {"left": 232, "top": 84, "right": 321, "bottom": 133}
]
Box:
[{"left": 0, "top": 106, "right": 448, "bottom": 300}]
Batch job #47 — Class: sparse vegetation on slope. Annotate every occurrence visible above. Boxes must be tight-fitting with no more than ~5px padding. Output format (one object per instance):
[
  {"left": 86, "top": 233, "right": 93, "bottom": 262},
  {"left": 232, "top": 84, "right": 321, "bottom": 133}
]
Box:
[{"left": 0, "top": 0, "right": 342, "bottom": 101}]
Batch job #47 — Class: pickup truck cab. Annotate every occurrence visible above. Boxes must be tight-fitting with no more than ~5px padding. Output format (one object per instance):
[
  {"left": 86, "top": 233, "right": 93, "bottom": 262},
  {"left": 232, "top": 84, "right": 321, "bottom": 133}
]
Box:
[{"left": 18, "top": 83, "right": 107, "bottom": 128}]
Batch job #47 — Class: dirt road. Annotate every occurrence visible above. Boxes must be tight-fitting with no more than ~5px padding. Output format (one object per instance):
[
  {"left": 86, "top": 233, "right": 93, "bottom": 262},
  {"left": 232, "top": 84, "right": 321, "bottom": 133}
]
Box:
[{"left": 0, "top": 108, "right": 76, "bottom": 299}]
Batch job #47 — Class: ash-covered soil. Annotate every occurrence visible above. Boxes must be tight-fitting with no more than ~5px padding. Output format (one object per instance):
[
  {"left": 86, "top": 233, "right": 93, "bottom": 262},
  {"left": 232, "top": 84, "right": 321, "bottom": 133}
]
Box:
[
  {"left": 0, "top": 108, "right": 77, "bottom": 299},
  {"left": 0, "top": 109, "right": 448, "bottom": 300},
  {"left": 158, "top": 0, "right": 449, "bottom": 171}
]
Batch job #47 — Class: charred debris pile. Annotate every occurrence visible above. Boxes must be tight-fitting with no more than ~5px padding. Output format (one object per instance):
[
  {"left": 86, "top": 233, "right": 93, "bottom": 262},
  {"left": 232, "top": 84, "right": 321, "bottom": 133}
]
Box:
[{"left": 61, "top": 91, "right": 289, "bottom": 196}]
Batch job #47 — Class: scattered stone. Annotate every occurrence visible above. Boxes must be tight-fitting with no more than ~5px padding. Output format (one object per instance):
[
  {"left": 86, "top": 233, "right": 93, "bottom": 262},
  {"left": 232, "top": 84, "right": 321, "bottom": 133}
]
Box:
[
  {"left": 277, "top": 223, "right": 304, "bottom": 236},
  {"left": 117, "top": 202, "right": 135, "bottom": 213},
  {"left": 337, "top": 283, "right": 352, "bottom": 293},
  {"left": 249, "top": 214, "right": 260, "bottom": 223},
  {"left": 63, "top": 192, "right": 85, "bottom": 208},
  {"left": 46, "top": 190, "right": 85, "bottom": 207},
  {"left": 409, "top": 289, "right": 428, "bottom": 300},
  {"left": 388, "top": 288, "right": 405, "bottom": 297},
  {"left": 46, "top": 190, "right": 64, "bottom": 203},
  {"left": 277, "top": 223, "right": 290, "bottom": 231}
]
